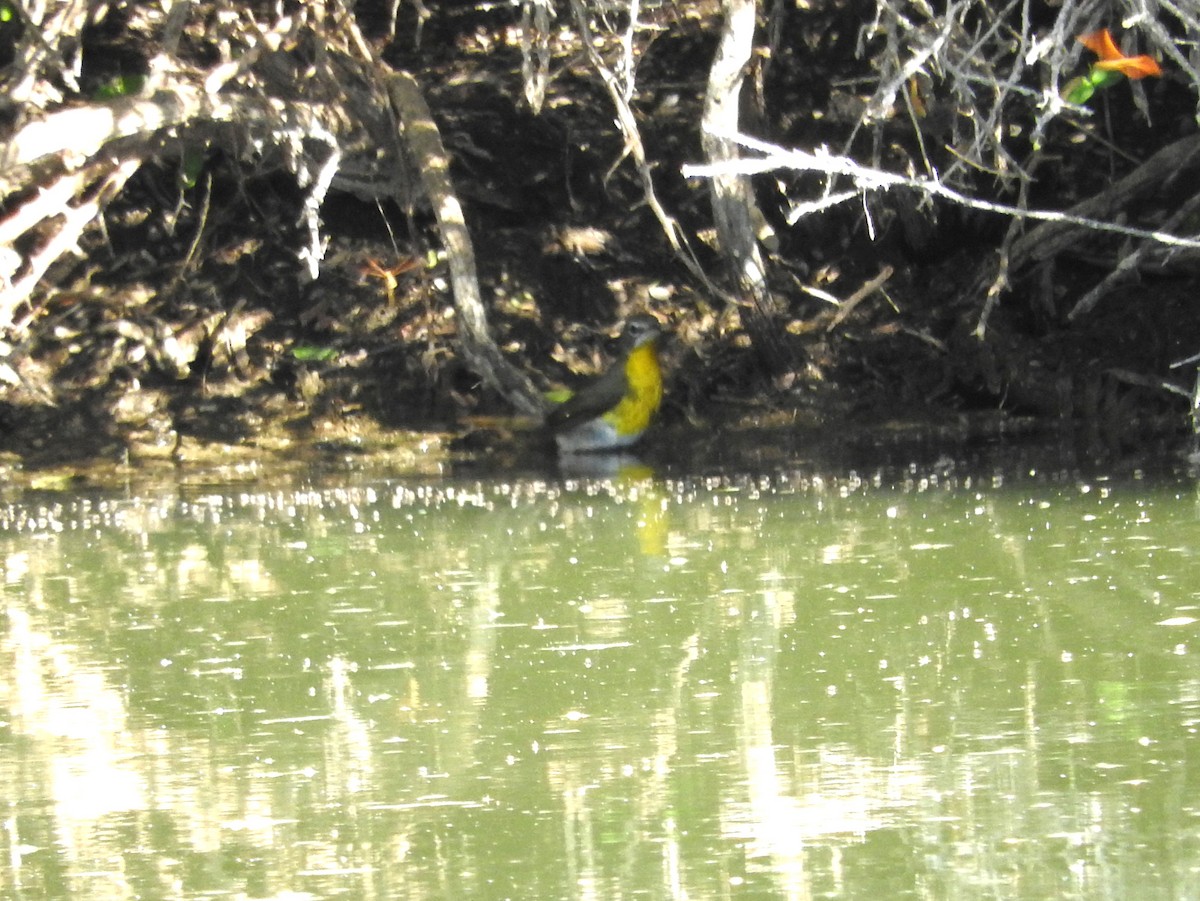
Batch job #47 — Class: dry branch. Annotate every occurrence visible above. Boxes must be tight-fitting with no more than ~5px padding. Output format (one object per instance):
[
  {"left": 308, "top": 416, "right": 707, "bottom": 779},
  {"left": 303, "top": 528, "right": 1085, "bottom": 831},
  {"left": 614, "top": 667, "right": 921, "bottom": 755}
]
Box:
[
  {"left": 701, "top": 0, "right": 787, "bottom": 371},
  {"left": 567, "top": 0, "right": 713, "bottom": 289},
  {"left": 387, "top": 71, "right": 546, "bottom": 416},
  {"left": 1, "top": 0, "right": 542, "bottom": 417},
  {"left": 1007, "top": 133, "right": 1200, "bottom": 271}
]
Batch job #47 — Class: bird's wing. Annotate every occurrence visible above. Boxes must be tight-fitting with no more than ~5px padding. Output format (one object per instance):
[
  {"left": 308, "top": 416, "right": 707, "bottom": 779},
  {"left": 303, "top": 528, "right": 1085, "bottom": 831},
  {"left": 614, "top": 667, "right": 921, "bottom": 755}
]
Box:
[{"left": 545, "top": 365, "right": 628, "bottom": 430}]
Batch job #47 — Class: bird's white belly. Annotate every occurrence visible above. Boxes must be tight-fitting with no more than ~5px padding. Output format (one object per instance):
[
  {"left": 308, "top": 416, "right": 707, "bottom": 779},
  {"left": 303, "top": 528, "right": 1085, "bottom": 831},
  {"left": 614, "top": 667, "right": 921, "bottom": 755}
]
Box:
[{"left": 554, "top": 418, "right": 641, "bottom": 453}]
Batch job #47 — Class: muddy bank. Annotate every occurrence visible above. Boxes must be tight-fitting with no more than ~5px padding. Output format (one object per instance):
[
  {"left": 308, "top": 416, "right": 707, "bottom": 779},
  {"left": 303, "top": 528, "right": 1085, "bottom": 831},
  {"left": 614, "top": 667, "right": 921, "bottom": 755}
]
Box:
[{"left": 2, "top": 2, "right": 1198, "bottom": 482}]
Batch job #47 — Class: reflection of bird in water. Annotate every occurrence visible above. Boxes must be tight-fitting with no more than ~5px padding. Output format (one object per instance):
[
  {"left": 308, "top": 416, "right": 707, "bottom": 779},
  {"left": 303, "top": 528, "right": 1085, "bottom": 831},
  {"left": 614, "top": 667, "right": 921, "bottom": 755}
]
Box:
[
  {"left": 553, "top": 455, "right": 669, "bottom": 558},
  {"left": 545, "top": 315, "right": 665, "bottom": 454}
]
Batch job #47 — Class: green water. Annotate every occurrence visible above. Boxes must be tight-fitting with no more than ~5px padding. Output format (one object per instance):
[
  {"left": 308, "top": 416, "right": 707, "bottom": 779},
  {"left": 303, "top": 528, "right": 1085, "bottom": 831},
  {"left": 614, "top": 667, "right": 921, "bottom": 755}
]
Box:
[{"left": 2, "top": 458, "right": 1199, "bottom": 899}]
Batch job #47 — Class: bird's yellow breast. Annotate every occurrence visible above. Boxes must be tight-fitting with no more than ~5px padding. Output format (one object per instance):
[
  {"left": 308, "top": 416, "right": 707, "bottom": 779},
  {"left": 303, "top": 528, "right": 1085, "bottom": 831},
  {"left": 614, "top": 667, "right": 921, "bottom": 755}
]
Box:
[{"left": 603, "top": 342, "right": 663, "bottom": 436}]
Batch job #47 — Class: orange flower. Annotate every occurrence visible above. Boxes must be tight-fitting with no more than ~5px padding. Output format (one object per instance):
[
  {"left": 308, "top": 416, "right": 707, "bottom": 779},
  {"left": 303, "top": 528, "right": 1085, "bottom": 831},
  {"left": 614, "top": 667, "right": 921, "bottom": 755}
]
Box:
[
  {"left": 1078, "top": 29, "right": 1162, "bottom": 79},
  {"left": 360, "top": 256, "right": 421, "bottom": 304}
]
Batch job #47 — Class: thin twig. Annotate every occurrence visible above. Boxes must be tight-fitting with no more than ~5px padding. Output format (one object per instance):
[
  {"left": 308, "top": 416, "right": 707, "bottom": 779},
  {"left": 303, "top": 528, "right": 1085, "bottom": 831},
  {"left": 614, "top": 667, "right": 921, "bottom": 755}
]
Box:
[
  {"left": 568, "top": 0, "right": 717, "bottom": 293},
  {"left": 826, "top": 264, "right": 895, "bottom": 332}
]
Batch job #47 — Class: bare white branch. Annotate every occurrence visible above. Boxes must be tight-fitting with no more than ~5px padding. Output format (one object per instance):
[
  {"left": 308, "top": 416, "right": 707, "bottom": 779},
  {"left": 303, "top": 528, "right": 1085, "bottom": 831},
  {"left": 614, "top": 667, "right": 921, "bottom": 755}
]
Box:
[{"left": 684, "top": 131, "right": 1200, "bottom": 252}]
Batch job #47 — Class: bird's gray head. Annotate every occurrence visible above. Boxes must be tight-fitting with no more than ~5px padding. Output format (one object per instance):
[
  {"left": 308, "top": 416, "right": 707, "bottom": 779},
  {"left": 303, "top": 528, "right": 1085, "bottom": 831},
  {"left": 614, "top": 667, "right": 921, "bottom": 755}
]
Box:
[{"left": 619, "top": 314, "right": 663, "bottom": 351}]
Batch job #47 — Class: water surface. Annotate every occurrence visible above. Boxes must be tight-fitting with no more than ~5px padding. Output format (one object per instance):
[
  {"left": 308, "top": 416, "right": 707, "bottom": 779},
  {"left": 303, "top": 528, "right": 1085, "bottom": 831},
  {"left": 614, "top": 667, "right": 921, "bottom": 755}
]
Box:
[{"left": 2, "top": 455, "right": 1199, "bottom": 899}]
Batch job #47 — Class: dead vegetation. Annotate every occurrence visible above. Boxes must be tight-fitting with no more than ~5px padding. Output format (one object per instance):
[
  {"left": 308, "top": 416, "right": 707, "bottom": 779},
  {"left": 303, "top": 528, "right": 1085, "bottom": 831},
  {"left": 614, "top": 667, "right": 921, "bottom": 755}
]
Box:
[{"left": 1, "top": 0, "right": 1198, "bottom": 470}]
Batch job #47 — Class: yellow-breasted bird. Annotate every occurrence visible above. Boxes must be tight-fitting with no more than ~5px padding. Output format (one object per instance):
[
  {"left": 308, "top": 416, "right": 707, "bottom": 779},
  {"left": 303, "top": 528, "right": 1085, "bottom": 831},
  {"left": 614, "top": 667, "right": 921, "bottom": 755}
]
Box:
[{"left": 545, "top": 315, "right": 665, "bottom": 454}]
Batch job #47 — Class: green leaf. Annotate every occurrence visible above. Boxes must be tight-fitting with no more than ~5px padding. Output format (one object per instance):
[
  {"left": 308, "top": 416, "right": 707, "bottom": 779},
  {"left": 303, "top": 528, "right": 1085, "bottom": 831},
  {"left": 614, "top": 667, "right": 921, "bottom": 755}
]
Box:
[
  {"left": 1062, "top": 76, "right": 1096, "bottom": 105},
  {"left": 291, "top": 345, "right": 338, "bottom": 362},
  {"left": 180, "top": 146, "right": 206, "bottom": 189},
  {"left": 93, "top": 74, "right": 146, "bottom": 100},
  {"left": 1085, "top": 67, "right": 1124, "bottom": 91},
  {"left": 1063, "top": 66, "right": 1128, "bottom": 105}
]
